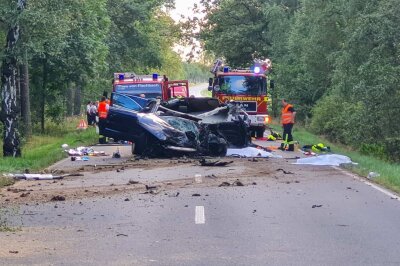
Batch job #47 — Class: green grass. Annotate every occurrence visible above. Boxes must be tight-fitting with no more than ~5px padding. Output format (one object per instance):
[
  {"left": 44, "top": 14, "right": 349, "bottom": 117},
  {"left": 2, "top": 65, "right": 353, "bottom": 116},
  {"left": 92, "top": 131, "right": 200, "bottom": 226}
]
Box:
[
  {"left": 269, "top": 123, "right": 400, "bottom": 193},
  {"left": 0, "top": 118, "right": 98, "bottom": 187},
  {"left": 200, "top": 89, "right": 212, "bottom": 97}
]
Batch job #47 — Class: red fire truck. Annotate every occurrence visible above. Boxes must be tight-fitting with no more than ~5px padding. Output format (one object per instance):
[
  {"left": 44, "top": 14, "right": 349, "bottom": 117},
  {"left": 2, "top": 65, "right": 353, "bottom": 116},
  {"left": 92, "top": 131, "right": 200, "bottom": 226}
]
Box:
[
  {"left": 113, "top": 72, "right": 189, "bottom": 101},
  {"left": 208, "top": 59, "right": 272, "bottom": 137}
]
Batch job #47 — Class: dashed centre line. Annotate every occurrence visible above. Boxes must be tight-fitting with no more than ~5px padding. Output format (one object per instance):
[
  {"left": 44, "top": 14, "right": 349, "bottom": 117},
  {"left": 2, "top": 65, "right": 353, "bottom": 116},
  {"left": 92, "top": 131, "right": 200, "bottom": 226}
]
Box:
[{"left": 195, "top": 206, "right": 205, "bottom": 224}]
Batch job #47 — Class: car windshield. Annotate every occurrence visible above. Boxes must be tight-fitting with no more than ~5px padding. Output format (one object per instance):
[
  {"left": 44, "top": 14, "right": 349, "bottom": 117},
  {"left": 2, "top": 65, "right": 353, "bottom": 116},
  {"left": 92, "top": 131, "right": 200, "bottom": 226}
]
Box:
[
  {"left": 114, "top": 83, "right": 162, "bottom": 99},
  {"left": 111, "top": 93, "right": 143, "bottom": 111},
  {"left": 217, "top": 75, "right": 266, "bottom": 96}
]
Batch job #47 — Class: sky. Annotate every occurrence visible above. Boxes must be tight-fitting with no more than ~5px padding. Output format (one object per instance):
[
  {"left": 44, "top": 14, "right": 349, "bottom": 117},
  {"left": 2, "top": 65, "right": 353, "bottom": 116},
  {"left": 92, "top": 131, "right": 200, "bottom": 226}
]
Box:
[
  {"left": 169, "top": 0, "right": 203, "bottom": 60},
  {"left": 170, "top": 0, "right": 201, "bottom": 21}
]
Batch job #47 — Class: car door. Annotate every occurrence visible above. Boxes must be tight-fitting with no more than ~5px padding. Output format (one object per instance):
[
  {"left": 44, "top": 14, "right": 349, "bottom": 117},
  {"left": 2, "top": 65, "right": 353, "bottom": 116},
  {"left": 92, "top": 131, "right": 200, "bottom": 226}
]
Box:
[{"left": 101, "top": 93, "right": 146, "bottom": 141}]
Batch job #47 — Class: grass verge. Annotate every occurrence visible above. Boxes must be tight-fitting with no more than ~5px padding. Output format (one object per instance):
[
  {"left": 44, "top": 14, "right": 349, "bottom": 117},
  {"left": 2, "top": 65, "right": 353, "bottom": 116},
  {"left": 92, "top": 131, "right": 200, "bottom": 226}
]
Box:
[
  {"left": 0, "top": 118, "right": 98, "bottom": 187},
  {"left": 200, "top": 89, "right": 212, "bottom": 97},
  {"left": 269, "top": 123, "right": 400, "bottom": 194}
]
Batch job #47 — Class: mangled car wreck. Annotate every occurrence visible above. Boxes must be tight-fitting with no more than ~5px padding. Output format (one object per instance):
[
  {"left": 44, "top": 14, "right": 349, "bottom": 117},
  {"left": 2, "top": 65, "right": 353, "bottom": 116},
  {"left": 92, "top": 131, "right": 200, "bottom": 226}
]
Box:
[{"left": 99, "top": 93, "right": 251, "bottom": 157}]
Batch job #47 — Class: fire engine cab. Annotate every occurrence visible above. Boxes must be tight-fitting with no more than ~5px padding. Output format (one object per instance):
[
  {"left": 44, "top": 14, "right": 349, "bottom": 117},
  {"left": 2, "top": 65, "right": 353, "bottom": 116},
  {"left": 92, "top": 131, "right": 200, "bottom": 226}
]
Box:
[
  {"left": 208, "top": 59, "right": 272, "bottom": 138},
  {"left": 113, "top": 72, "right": 189, "bottom": 101}
]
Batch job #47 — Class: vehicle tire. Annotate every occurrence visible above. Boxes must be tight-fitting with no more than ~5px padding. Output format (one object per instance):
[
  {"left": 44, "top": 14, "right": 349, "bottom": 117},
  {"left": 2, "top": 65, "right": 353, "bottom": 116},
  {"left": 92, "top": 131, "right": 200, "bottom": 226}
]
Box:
[
  {"left": 132, "top": 132, "right": 148, "bottom": 155},
  {"left": 99, "top": 136, "right": 107, "bottom": 144},
  {"left": 256, "top": 128, "right": 265, "bottom": 138}
]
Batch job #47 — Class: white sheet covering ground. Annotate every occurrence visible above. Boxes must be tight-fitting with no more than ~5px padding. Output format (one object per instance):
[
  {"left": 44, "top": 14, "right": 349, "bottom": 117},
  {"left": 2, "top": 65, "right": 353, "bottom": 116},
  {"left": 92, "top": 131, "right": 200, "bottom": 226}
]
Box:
[
  {"left": 294, "top": 154, "right": 355, "bottom": 166},
  {"left": 227, "top": 147, "right": 282, "bottom": 158}
]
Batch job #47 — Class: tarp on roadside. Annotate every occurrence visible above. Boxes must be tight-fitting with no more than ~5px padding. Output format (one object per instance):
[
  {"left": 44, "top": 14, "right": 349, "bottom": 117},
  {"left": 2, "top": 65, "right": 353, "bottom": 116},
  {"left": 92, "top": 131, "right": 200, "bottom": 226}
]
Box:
[
  {"left": 227, "top": 147, "right": 282, "bottom": 158},
  {"left": 293, "top": 154, "right": 355, "bottom": 166}
]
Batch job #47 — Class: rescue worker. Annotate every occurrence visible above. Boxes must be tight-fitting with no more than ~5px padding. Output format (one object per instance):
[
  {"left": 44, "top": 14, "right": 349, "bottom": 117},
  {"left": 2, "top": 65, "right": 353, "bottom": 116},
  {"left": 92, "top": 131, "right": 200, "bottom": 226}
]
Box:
[
  {"left": 280, "top": 99, "right": 296, "bottom": 151},
  {"left": 89, "top": 102, "right": 97, "bottom": 126},
  {"left": 97, "top": 96, "right": 109, "bottom": 144},
  {"left": 86, "top": 101, "right": 92, "bottom": 125}
]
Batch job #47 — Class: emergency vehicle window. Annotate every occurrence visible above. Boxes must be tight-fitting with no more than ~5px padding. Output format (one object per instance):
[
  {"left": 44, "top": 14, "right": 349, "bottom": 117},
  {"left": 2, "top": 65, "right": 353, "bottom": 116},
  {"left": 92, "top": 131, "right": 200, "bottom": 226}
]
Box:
[
  {"left": 218, "top": 76, "right": 264, "bottom": 96},
  {"left": 112, "top": 94, "right": 142, "bottom": 111},
  {"left": 114, "top": 84, "right": 162, "bottom": 99}
]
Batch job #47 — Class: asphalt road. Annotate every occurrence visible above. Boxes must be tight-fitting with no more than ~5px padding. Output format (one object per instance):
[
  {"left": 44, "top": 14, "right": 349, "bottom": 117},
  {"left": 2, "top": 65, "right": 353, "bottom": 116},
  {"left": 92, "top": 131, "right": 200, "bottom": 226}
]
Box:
[
  {"left": 189, "top": 83, "right": 208, "bottom": 97},
  {"left": 1, "top": 142, "right": 400, "bottom": 265}
]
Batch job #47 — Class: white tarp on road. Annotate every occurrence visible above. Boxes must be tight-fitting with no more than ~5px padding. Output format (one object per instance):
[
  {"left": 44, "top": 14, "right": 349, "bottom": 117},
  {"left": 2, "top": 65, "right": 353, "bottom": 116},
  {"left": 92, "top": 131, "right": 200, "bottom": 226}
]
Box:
[
  {"left": 227, "top": 147, "right": 282, "bottom": 158},
  {"left": 294, "top": 154, "right": 354, "bottom": 166}
]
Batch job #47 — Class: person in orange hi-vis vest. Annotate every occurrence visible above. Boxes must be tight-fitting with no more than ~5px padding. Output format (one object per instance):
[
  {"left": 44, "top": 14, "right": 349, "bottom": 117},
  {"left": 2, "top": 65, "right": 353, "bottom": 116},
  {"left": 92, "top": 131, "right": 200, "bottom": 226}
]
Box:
[
  {"left": 280, "top": 99, "right": 296, "bottom": 151},
  {"left": 97, "top": 96, "right": 109, "bottom": 126}
]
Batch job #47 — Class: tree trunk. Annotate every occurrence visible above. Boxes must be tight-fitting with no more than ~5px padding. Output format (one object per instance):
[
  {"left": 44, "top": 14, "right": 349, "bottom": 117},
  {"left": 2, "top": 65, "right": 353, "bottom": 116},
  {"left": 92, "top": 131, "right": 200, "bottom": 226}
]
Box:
[
  {"left": 0, "top": 0, "right": 26, "bottom": 157},
  {"left": 73, "top": 85, "right": 81, "bottom": 116},
  {"left": 40, "top": 58, "right": 47, "bottom": 132},
  {"left": 66, "top": 84, "right": 74, "bottom": 116},
  {"left": 20, "top": 50, "right": 32, "bottom": 137}
]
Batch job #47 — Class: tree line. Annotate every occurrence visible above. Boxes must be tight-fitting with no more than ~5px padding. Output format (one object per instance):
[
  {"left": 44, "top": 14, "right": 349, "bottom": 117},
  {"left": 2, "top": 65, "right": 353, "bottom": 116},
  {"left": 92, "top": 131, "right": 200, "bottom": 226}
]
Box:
[
  {"left": 199, "top": 0, "right": 400, "bottom": 161},
  {"left": 0, "top": 0, "right": 210, "bottom": 157}
]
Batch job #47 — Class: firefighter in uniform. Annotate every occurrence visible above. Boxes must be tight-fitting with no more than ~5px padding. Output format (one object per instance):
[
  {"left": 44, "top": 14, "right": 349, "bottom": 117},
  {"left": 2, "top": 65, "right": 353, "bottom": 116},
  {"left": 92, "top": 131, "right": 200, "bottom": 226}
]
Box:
[
  {"left": 97, "top": 96, "right": 109, "bottom": 143},
  {"left": 280, "top": 99, "right": 296, "bottom": 151}
]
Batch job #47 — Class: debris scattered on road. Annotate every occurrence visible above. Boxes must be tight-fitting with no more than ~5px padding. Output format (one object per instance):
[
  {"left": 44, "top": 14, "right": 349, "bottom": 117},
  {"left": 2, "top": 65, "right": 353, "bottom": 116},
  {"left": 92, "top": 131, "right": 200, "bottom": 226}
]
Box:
[
  {"left": 51, "top": 195, "right": 66, "bottom": 201},
  {"left": 253, "top": 210, "right": 257, "bottom": 213},
  {"left": 5, "top": 172, "right": 83, "bottom": 181},
  {"left": 145, "top": 185, "right": 158, "bottom": 190},
  {"left": 9, "top": 250, "right": 19, "bottom": 254},
  {"left": 124, "top": 198, "right": 130, "bottom": 201},
  {"left": 199, "top": 158, "right": 233, "bottom": 166},
  {"left": 218, "top": 180, "right": 244, "bottom": 187},
  {"left": 219, "top": 182, "right": 231, "bottom": 187},
  {"left": 7, "top": 188, "right": 26, "bottom": 193},
  {"left": 276, "top": 168, "right": 294, "bottom": 175},
  {"left": 252, "top": 182, "right": 257, "bottom": 185},
  {"left": 116, "top": 234, "right": 128, "bottom": 237},
  {"left": 66, "top": 146, "right": 107, "bottom": 157},
  {"left": 312, "top": 204, "right": 323, "bottom": 208},
  {"left": 127, "top": 180, "right": 139, "bottom": 185},
  {"left": 367, "top": 172, "right": 380, "bottom": 180},
  {"left": 233, "top": 180, "right": 244, "bottom": 186},
  {"left": 112, "top": 149, "right": 121, "bottom": 158},
  {"left": 168, "top": 192, "right": 180, "bottom": 197},
  {"left": 205, "top": 174, "right": 218, "bottom": 179},
  {"left": 192, "top": 193, "right": 201, "bottom": 197}
]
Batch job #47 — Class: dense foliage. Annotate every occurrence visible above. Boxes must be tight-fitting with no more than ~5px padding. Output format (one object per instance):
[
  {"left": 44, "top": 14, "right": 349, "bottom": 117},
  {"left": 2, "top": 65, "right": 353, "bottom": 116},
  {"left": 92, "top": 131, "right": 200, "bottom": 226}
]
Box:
[
  {"left": 0, "top": 0, "right": 210, "bottom": 151},
  {"left": 199, "top": 0, "right": 400, "bottom": 161}
]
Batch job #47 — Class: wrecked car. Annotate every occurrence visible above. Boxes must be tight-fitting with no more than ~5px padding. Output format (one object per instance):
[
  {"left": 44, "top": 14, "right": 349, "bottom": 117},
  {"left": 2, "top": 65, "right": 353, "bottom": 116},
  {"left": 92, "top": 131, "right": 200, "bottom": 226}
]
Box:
[{"left": 99, "top": 93, "right": 251, "bottom": 157}]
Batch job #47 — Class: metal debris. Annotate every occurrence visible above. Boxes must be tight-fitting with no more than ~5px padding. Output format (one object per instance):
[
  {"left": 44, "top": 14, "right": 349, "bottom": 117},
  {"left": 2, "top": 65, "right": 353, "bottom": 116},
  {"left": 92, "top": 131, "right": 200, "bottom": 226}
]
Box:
[
  {"left": 276, "top": 168, "right": 294, "bottom": 175},
  {"left": 199, "top": 158, "right": 233, "bottom": 166}
]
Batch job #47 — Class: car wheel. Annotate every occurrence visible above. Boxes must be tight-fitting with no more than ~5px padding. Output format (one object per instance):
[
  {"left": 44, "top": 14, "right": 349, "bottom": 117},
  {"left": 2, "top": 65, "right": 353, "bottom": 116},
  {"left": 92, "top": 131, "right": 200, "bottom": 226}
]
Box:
[
  {"left": 256, "top": 128, "right": 265, "bottom": 138},
  {"left": 132, "top": 132, "right": 148, "bottom": 155}
]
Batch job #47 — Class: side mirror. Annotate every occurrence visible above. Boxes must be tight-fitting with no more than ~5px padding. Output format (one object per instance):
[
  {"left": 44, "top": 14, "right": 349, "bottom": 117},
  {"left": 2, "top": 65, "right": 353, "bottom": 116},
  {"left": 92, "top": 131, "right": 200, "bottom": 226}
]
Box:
[
  {"left": 208, "top": 77, "right": 213, "bottom": 87},
  {"left": 270, "top": 80, "right": 275, "bottom": 89}
]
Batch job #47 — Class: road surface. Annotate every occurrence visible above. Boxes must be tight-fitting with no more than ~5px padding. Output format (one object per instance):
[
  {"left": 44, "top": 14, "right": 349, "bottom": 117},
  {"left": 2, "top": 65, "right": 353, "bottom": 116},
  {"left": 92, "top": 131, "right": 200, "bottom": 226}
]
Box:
[
  {"left": 1, "top": 141, "right": 400, "bottom": 265},
  {"left": 189, "top": 83, "right": 208, "bottom": 97}
]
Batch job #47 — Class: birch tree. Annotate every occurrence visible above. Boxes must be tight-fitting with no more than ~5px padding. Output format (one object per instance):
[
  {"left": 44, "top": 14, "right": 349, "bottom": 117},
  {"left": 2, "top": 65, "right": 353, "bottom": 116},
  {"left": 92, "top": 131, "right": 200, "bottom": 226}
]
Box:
[{"left": 1, "top": 0, "right": 26, "bottom": 157}]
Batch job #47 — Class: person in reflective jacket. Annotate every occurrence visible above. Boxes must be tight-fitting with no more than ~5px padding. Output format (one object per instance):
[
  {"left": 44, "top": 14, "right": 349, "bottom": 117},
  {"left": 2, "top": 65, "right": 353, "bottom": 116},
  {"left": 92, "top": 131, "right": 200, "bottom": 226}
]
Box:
[{"left": 280, "top": 99, "right": 296, "bottom": 151}]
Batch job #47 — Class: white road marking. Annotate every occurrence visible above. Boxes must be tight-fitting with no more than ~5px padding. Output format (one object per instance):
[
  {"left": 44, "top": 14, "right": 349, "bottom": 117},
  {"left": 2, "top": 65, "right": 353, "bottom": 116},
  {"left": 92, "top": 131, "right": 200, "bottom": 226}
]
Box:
[
  {"left": 332, "top": 166, "right": 400, "bottom": 201},
  {"left": 195, "top": 206, "right": 205, "bottom": 224}
]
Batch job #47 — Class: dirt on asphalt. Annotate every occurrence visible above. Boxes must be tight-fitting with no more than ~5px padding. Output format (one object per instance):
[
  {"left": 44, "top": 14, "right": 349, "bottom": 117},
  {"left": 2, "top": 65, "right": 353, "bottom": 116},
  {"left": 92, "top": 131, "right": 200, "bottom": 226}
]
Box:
[{"left": 0, "top": 142, "right": 340, "bottom": 207}]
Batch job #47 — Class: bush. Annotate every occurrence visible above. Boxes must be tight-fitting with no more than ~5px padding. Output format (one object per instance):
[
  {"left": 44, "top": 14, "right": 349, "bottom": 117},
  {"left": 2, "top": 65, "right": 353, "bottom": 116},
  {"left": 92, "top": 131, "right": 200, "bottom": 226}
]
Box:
[
  {"left": 359, "top": 143, "right": 386, "bottom": 159},
  {"left": 384, "top": 137, "right": 400, "bottom": 163}
]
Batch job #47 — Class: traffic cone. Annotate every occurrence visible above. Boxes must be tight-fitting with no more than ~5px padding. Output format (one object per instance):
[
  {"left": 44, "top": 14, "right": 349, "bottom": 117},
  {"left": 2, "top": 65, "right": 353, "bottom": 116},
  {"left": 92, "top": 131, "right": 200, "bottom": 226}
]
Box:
[{"left": 77, "top": 119, "right": 88, "bottom": 130}]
